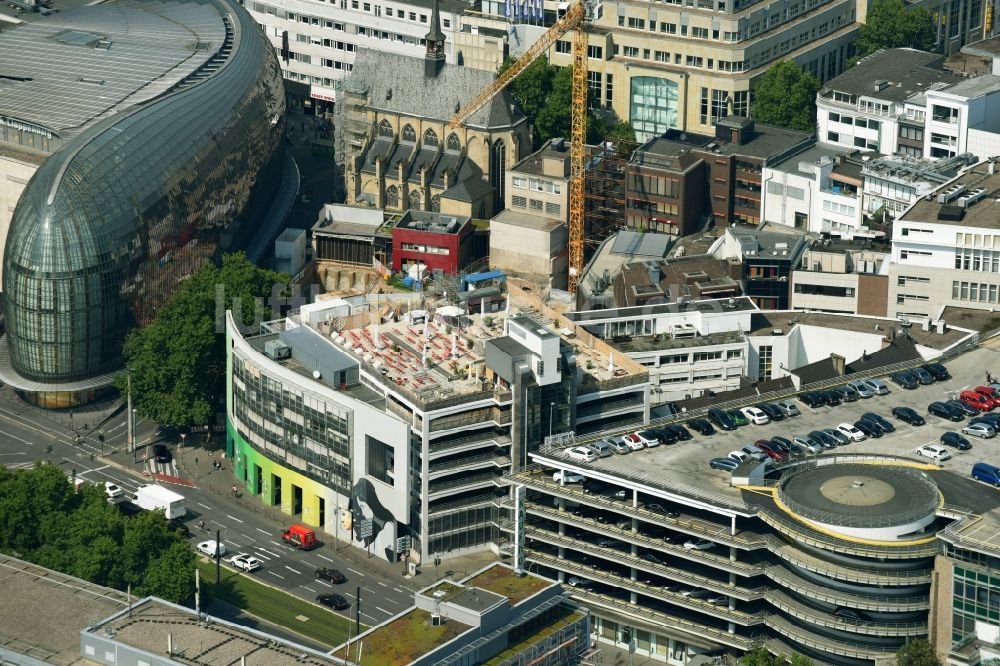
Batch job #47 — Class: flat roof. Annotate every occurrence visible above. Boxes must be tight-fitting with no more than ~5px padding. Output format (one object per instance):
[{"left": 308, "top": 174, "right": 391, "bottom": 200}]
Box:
[
  {"left": 939, "top": 306, "right": 1000, "bottom": 333},
  {"left": 510, "top": 138, "right": 570, "bottom": 178},
  {"left": 490, "top": 208, "right": 564, "bottom": 232},
  {"left": 463, "top": 564, "right": 554, "bottom": 605},
  {"left": 0, "top": 0, "right": 225, "bottom": 137},
  {"left": 0, "top": 554, "right": 128, "bottom": 665},
  {"left": 749, "top": 311, "right": 971, "bottom": 349},
  {"left": 710, "top": 123, "right": 814, "bottom": 162},
  {"left": 937, "top": 74, "right": 1000, "bottom": 98},
  {"left": 566, "top": 296, "right": 757, "bottom": 323},
  {"left": 898, "top": 162, "right": 1000, "bottom": 229},
  {"left": 771, "top": 142, "right": 855, "bottom": 176},
  {"left": 397, "top": 210, "right": 470, "bottom": 234},
  {"left": 332, "top": 608, "right": 471, "bottom": 665},
  {"left": 821, "top": 48, "right": 961, "bottom": 103}
]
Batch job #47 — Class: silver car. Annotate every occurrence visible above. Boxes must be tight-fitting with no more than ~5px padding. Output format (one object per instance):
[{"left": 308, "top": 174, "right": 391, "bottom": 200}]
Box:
[
  {"left": 847, "top": 380, "right": 875, "bottom": 398},
  {"left": 792, "top": 435, "right": 823, "bottom": 454},
  {"left": 862, "top": 378, "right": 890, "bottom": 395},
  {"left": 772, "top": 400, "right": 801, "bottom": 417}
]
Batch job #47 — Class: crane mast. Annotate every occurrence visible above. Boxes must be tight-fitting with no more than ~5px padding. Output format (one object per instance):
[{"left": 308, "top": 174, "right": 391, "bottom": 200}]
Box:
[{"left": 449, "top": 1, "right": 598, "bottom": 294}]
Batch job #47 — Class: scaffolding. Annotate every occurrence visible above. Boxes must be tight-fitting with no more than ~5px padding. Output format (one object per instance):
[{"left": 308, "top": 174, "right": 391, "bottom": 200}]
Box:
[{"left": 583, "top": 140, "right": 636, "bottom": 251}]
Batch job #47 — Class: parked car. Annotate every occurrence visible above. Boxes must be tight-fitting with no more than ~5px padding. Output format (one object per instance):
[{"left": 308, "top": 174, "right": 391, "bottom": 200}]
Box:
[
  {"left": 230, "top": 554, "right": 261, "bottom": 572},
  {"left": 799, "top": 392, "right": 825, "bottom": 408},
  {"left": 756, "top": 403, "right": 785, "bottom": 421},
  {"left": 808, "top": 430, "right": 838, "bottom": 449},
  {"left": 707, "top": 408, "right": 736, "bottom": 431},
  {"left": 892, "top": 406, "right": 926, "bottom": 425},
  {"left": 854, "top": 420, "right": 881, "bottom": 439},
  {"left": 974, "top": 413, "right": 1000, "bottom": 428},
  {"left": 773, "top": 400, "right": 801, "bottom": 417},
  {"left": 823, "top": 428, "right": 850, "bottom": 445},
  {"left": 681, "top": 588, "right": 711, "bottom": 598},
  {"left": 316, "top": 593, "right": 350, "bottom": 610},
  {"left": 634, "top": 431, "right": 661, "bottom": 448},
  {"left": 316, "top": 567, "right": 347, "bottom": 583},
  {"left": 553, "top": 471, "right": 585, "bottom": 484},
  {"left": 710, "top": 457, "right": 739, "bottom": 471},
  {"left": 565, "top": 446, "right": 598, "bottom": 463},
  {"left": 929, "top": 401, "right": 966, "bottom": 421},
  {"left": 688, "top": 418, "right": 716, "bottom": 435},
  {"left": 152, "top": 444, "right": 172, "bottom": 463},
  {"left": 728, "top": 410, "right": 750, "bottom": 427},
  {"left": 729, "top": 450, "right": 751, "bottom": 463},
  {"left": 769, "top": 436, "right": 796, "bottom": 454},
  {"left": 104, "top": 482, "right": 124, "bottom": 500},
  {"left": 962, "top": 423, "right": 997, "bottom": 439},
  {"left": 862, "top": 378, "right": 890, "bottom": 395},
  {"left": 586, "top": 440, "right": 615, "bottom": 458},
  {"left": 607, "top": 438, "right": 631, "bottom": 455},
  {"left": 645, "top": 503, "right": 681, "bottom": 519},
  {"left": 622, "top": 434, "right": 645, "bottom": 452},
  {"left": 642, "top": 551, "right": 669, "bottom": 565},
  {"left": 740, "top": 406, "right": 770, "bottom": 425},
  {"left": 665, "top": 424, "right": 693, "bottom": 441},
  {"left": 583, "top": 480, "right": 608, "bottom": 495},
  {"left": 857, "top": 417, "right": 886, "bottom": 436},
  {"left": 911, "top": 366, "right": 936, "bottom": 385},
  {"left": 975, "top": 386, "right": 1000, "bottom": 407},
  {"left": 567, "top": 576, "right": 595, "bottom": 589},
  {"left": 740, "top": 445, "right": 768, "bottom": 461},
  {"left": 652, "top": 428, "right": 679, "bottom": 445},
  {"left": 847, "top": 380, "right": 875, "bottom": 398},
  {"left": 818, "top": 391, "right": 842, "bottom": 406},
  {"left": 890, "top": 371, "right": 919, "bottom": 390},
  {"left": 916, "top": 444, "right": 952, "bottom": 461},
  {"left": 947, "top": 399, "right": 980, "bottom": 417},
  {"left": 961, "top": 390, "right": 995, "bottom": 412},
  {"left": 683, "top": 539, "right": 715, "bottom": 550},
  {"left": 922, "top": 362, "right": 950, "bottom": 381},
  {"left": 972, "top": 462, "right": 1000, "bottom": 486},
  {"left": 753, "top": 440, "right": 787, "bottom": 461},
  {"left": 197, "top": 540, "right": 225, "bottom": 558},
  {"left": 793, "top": 435, "right": 824, "bottom": 454},
  {"left": 834, "top": 607, "right": 871, "bottom": 622},
  {"left": 941, "top": 432, "right": 972, "bottom": 450},
  {"left": 833, "top": 386, "right": 860, "bottom": 402},
  {"left": 861, "top": 412, "right": 895, "bottom": 432},
  {"left": 834, "top": 423, "right": 865, "bottom": 442}
]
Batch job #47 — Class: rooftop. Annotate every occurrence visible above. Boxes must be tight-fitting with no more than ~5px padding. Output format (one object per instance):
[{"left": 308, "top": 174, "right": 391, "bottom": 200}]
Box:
[
  {"left": 939, "top": 306, "right": 1000, "bottom": 334},
  {"left": 313, "top": 204, "right": 396, "bottom": 238},
  {"left": 510, "top": 137, "right": 571, "bottom": 178},
  {"left": 0, "top": 554, "right": 128, "bottom": 665},
  {"left": 463, "top": 564, "right": 553, "bottom": 605},
  {"left": 710, "top": 123, "right": 814, "bottom": 163},
  {"left": 0, "top": 0, "right": 225, "bottom": 137},
  {"left": 820, "top": 48, "right": 962, "bottom": 104},
  {"left": 332, "top": 607, "right": 471, "bottom": 666},
  {"left": 396, "top": 210, "right": 470, "bottom": 234},
  {"left": 962, "top": 35, "right": 1000, "bottom": 56},
  {"left": 566, "top": 296, "right": 758, "bottom": 324},
  {"left": 862, "top": 153, "right": 978, "bottom": 187},
  {"left": 935, "top": 74, "right": 1000, "bottom": 99},
  {"left": 490, "top": 208, "right": 565, "bottom": 232},
  {"left": 898, "top": 161, "right": 1000, "bottom": 229},
  {"left": 749, "top": 311, "right": 972, "bottom": 349},
  {"left": 771, "top": 142, "right": 856, "bottom": 176}
]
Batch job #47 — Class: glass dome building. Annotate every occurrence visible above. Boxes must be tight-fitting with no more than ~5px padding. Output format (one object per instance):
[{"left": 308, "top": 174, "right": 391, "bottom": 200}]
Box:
[{"left": 0, "top": 0, "right": 286, "bottom": 407}]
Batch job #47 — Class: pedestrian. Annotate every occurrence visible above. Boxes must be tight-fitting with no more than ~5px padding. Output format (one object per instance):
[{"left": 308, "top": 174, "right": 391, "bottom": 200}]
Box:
[
  {"left": 988, "top": 371, "right": 994, "bottom": 384},
  {"left": 231, "top": 484, "right": 238, "bottom": 497},
  {"left": 199, "top": 520, "right": 205, "bottom": 531}
]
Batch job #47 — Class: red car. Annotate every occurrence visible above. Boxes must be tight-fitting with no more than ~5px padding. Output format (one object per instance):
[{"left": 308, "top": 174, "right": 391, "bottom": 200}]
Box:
[
  {"left": 975, "top": 386, "right": 1000, "bottom": 407},
  {"left": 753, "top": 439, "right": 787, "bottom": 462},
  {"left": 960, "top": 390, "right": 994, "bottom": 412}
]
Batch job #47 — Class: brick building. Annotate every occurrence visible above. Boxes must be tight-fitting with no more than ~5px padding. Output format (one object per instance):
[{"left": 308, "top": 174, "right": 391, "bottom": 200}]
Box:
[{"left": 391, "top": 209, "right": 476, "bottom": 274}]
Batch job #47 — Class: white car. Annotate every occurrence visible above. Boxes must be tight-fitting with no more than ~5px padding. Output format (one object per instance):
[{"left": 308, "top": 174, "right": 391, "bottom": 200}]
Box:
[
  {"left": 565, "top": 446, "right": 597, "bottom": 463},
  {"left": 836, "top": 423, "right": 866, "bottom": 442},
  {"left": 197, "top": 540, "right": 226, "bottom": 558},
  {"left": 729, "top": 450, "right": 750, "bottom": 463},
  {"left": 230, "top": 554, "right": 261, "bottom": 572},
  {"left": 847, "top": 380, "right": 875, "bottom": 398},
  {"left": 916, "top": 444, "right": 952, "bottom": 461},
  {"left": 567, "top": 576, "right": 594, "bottom": 589},
  {"left": 104, "top": 482, "right": 124, "bottom": 499},
  {"left": 963, "top": 423, "right": 996, "bottom": 439},
  {"left": 683, "top": 538, "right": 715, "bottom": 550},
  {"left": 740, "top": 407, "right": 770, "bottom": 425},
  {"left": 553, "top": 470, "right": 585, "bottom": 484},
  {"left": 622, "top": 434, "right": 646, "bottom": 451}
]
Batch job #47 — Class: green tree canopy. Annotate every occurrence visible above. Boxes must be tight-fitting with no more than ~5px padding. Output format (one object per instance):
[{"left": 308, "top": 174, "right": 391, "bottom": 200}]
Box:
[
  {"left": 117, "top": 252, "right": 288, "bottom": 426},
  {"left": 897, "top": 639, "right": 941, "bottom": 666},
  {"left": 855, "top": 0, "right": 935, "bottom": 61},
  {"left": 750, "top": 60, "right": 821, "bottom": 132},
  {"left": 0, "top": 464, "right": 194, "bottom": 603},
  {"left": 740, "top": 646, "right": 814, "bottom": 666}
]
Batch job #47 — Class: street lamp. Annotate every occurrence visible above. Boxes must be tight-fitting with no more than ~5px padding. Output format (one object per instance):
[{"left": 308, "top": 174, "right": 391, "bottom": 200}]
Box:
[{"left": 548, "top": 402, "right": 555, "bottom": 437}]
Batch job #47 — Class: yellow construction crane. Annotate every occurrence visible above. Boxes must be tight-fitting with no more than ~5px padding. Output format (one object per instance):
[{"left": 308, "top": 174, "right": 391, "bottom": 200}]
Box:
[{"left": 449, "top": 1, "right": 600, "bottom": 294}]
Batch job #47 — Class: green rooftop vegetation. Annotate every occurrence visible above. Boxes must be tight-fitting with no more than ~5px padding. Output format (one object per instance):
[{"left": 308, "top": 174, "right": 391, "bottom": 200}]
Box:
[
  {"left": 333, "top": 608, "right": 470, "bottom": 666},
  {"left": 481, "top": 608, "right": 585, "bottom": 666},
  {"left": 465, "top": 565, "right": 551, "bottom": 605}
]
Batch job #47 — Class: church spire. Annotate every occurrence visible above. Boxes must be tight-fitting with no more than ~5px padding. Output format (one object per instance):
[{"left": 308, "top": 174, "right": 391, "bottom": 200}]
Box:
[{"left": 424, "top": 0, "right": 445, "bottom": 78}]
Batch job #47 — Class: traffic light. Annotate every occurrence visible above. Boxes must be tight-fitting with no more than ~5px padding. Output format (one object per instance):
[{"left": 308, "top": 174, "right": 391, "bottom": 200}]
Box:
[{"left": 622, "top": 629, "right": 632, "bottom": 644}]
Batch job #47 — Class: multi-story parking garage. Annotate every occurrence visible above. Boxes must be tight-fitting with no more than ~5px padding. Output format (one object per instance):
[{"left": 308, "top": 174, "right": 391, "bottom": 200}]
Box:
[{"left": 514, "top": 454, "right": 942, "bottom": 665}]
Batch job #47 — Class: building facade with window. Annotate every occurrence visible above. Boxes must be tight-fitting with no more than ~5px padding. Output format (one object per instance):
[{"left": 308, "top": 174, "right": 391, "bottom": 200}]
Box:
[
  {"left": 543, "top": 0, "right": 857, "bottom": 139},
  {"left": 246, "top": 0, "right": 508, "bottom": 112},
  {"left": 790, "top": 239, "right": 889, "bottom": 315},
  {"left": 0, "top": 0, "right": 286, "bottom": 408},
  {"left": 390, "top": 210, "right": 477, "bottom": 274},
  {"left": 888, "top": 160, "right": 1000, "bottom": 320},
  {"left": 334, "top": 12, "right": 530, "bottom": 220}
]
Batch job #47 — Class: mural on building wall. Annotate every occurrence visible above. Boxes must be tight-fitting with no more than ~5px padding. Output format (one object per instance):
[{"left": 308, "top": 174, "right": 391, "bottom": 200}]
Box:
[{"left": 350, "top": 477, "right": 398, "bottom": 561}]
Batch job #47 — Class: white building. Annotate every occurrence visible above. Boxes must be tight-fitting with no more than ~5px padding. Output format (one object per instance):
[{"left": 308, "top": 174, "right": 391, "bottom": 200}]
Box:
[
  {"left": 862, "top": 153, "right": 978, "bottom": 219},
  {"left": 817, "top": 49, "right": 1000, "bottom": 161},
  {"left": 888, "top": 159, "right": 1000, "bottom": 319},
  {"left": 246, "top": 0, "right": 508, "bottom": 110}
]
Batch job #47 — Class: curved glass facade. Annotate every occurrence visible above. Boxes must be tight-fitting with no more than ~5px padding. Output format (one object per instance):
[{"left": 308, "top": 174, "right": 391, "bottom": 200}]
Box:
[{"left": 2, "top": 0, "right": 285, "bottom": 403}]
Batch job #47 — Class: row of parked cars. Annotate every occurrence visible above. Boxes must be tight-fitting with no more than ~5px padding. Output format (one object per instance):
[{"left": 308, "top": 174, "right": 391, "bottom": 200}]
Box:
[{"left": 564, "top": 423, "right": 701, "bottom": 462}]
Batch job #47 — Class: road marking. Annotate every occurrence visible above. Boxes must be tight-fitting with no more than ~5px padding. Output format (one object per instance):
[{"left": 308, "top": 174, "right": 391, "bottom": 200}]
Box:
[
  {"left": 375, "top": 606, "right": 391, "bottom": 615},
  {"left": 316, "top": 554, "right": 334, "bottom": 562},
  {"left": 317, "top": 580, "right": 333, "bottom": 588},
  {"left": 272, "top": 541, "right": 287, "bottom": 549},
  {"left": 347, "top": 567, "right": 364, "bottom": 577},
  {"left": 226, "top": 514, "right": 244, "bottom": 524},
  {"left": 198, "top": 502, "right": 212, "bottom": 510},
  {"left": 376, "top": 580, "right": 388, "bottom": 588},
  {"left": 252, "top": 551, "right": 271, "bottom": 560},
  {"left": 270, "top": 572, "right": 286, "bottom": 580},
  {"left": 302, "top": 586, "right": 316, "bottom": 593},
  {"left": 285, "top": 565, "right": 302, "bottom": 575},
  {"left": 257, "top": 548, "right": 280, "bottom": 558},
  {"left": 256, "top": 528, "right": 270, "bottom": 535},
  {"left": 393, "top": 587, "right": 406, "bottom": 594},
  {"left": 240, "top": 533, "right": 253, "bottom": 541},
  {"left": 362, "top": 613, "right": 378, "bottom": 622}
]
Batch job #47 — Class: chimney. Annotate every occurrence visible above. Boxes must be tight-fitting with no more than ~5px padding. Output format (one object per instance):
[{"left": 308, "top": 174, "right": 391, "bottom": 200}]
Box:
[{"left": 831, "top": 353, "right": 845, "bottom": 376}]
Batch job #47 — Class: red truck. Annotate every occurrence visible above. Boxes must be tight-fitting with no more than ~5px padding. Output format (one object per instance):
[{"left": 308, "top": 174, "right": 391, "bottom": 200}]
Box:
[{"left": 281, "top": 524, "right": 318, "bottom": 550}]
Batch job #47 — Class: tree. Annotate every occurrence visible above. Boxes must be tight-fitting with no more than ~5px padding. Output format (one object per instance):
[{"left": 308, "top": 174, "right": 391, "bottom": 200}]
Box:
[
  {"left": 855, "top": 0, "right": 935, "bottom": 61},
  {"left": 740, "top": 647, "right": 813, "bottom": 666},
  {"left": 141, "top": 541, "right": 197, "bottom": 604},
  {"left": 897, "top": 639, "right": 941, "bottom": 666},
  {"left": 117, "top": 253, "right": 288, "bottom": 426},
  {"left": 750, "top": 61, "right": 821, "bottom": 132}
]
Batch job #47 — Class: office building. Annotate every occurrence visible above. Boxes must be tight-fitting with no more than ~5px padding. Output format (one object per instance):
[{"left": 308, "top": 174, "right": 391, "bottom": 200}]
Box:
[
  {"left": 390, "top": 210, "right": 478, "bottom": 275},
  {"left": 0, "top": 0, "right": 286, "bottom": 408},
  {"left": 709, "top": 227, "right": 810, "bottom": 309},
  {"left": 790, "top": 238, "right": 889, "bottom": 315}
]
